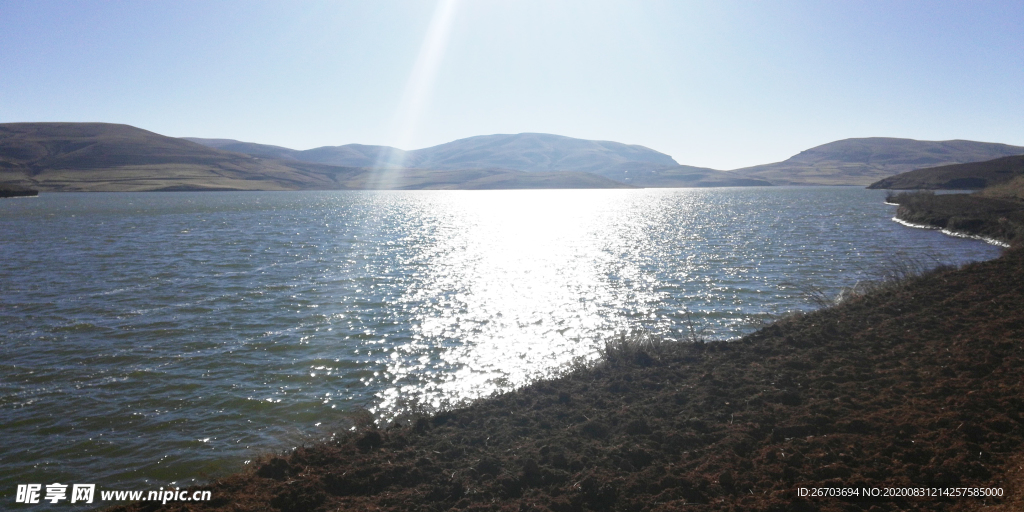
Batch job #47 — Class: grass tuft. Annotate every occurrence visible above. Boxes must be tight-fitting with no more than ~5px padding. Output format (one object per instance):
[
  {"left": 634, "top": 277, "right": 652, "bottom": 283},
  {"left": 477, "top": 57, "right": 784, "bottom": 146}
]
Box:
[{"left": 603, "top": 328, "right": 671, "bottom": 367}]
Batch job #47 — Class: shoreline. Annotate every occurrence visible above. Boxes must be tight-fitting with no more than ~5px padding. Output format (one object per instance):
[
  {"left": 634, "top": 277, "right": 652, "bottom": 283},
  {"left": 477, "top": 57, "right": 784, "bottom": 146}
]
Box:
[
  {"left": 890, "top": 216, "right": 1011, "bottom": 248},
  {"left": 106, "top": 245, "right": 1024, "bottom": 511},
  {"left": 886, "top": 191, "right": 1024, "bottom": 248}
]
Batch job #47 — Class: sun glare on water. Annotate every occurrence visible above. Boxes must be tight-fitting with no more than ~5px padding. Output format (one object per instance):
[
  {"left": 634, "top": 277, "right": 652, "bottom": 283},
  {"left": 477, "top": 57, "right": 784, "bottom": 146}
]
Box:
[{"left": 372, "top": 189, "right": 678, "bottom": 418}]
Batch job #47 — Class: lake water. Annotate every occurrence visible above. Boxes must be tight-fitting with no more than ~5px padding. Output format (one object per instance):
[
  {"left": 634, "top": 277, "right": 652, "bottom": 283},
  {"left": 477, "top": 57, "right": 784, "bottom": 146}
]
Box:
[{"left": 0, "top": 187, "right": 1002, "bottom": 498}]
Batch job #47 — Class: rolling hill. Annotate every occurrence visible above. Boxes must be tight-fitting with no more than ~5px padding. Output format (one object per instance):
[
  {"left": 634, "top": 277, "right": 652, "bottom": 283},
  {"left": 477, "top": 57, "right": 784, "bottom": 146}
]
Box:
[
  {"left": 193, "top": 135, "right": 1024, "bottom": 188},
  {"left": 867, "top": 154, "right": 1024, "bottom": 190},
  {"left": 730, "top": 137, "right": 1024, "bottom": 186},
  {"left": 189, "top": 133, "right": 771, "bottom": 188},
  {"left": 188, "top": 133, "right": 680, "bottom": 177},
  {"left": 0, "top": 124, "right": 630, "bottom": 191},
  {"left": 8, "top": 125, "right": 1023, "bottom": 191},
  {"left": 0, "top": 123, "right": 363, "bottom": 191},
  {"left": 405, "top": 133, "right": 679, "bottom": 175}
]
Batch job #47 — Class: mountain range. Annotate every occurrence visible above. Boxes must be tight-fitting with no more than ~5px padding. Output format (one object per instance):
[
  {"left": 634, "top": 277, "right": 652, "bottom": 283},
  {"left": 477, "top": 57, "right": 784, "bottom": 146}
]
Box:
[
  {"left": 0, "top": 124, "right": 628, "bottom": 191},
  {"left": 189, "top": 134, "right": 1024, "bottom": 188},
  {"left": 3, "top": 122, "right": 1023, "bottom": 192},
  {"left": 186, "top": 133, "right": 767, "bottom": 188}
]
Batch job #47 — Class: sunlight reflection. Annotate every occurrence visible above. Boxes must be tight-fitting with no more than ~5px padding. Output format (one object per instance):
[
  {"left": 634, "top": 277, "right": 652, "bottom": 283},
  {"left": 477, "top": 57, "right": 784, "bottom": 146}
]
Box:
[{"left": 373, "top": 190, "right": 679, "bottom": 419}]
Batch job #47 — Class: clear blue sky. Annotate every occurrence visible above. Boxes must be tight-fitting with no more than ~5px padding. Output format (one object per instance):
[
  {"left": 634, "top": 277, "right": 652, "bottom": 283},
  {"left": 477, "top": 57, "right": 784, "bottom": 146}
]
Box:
[{"left": 2, "top": 0, "right": 1022, "bottom": 169}]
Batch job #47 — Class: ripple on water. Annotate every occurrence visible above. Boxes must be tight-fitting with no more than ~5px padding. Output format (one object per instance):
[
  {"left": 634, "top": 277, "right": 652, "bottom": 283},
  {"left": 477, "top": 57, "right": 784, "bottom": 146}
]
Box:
[{"left": 0, "top": 188, "right": 1002, "bottom": 494}]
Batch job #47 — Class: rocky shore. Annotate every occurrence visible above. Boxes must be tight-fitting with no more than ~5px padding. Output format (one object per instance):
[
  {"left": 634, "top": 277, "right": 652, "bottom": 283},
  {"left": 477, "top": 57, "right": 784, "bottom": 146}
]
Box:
[
  {"left": 887, "top": 191, "right": 1024, "bottom": 248},
  {"left": 104, "top": 237, "right": 1024, "bottom": 511}
]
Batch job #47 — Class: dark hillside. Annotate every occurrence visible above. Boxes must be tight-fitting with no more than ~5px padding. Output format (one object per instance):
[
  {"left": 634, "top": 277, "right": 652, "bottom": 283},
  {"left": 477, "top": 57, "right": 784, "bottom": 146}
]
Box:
[
  {"left": 869, "top": 155, "right": 1024, "bottom": 190},
  {"left": 0, "top": 122, "right": 365, "bottom": 191},
  {"left": 1, "top": 123, "right": 245, "bottom": 169}
]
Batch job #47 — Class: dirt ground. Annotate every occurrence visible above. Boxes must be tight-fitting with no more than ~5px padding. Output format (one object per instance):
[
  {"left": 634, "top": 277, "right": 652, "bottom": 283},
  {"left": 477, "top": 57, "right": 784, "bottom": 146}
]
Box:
[{"left": 107, "top": 246, "right": 1024, "bottom": 512}]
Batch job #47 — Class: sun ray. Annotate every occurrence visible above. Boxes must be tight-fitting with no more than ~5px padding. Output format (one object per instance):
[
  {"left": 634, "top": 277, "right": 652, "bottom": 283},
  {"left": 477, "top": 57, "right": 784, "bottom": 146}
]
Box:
[{"left": 370, "top": 0, "right": 460, "bottom": 189}]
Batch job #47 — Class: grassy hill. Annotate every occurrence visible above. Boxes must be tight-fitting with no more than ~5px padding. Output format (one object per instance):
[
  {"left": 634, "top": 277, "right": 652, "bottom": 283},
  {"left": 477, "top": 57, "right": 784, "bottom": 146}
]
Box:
[
  {"left": 868, "top": 155, "right": 1024, "bottom": 190},
  {"left": 731, "top": 138, "right": 1024, "bottom": 186},
  {"left": 0, "top": 123, "right": 365, "bottom": 191},
  {"left": 0, "top": 124, "right": 631, "bottom": 191}
]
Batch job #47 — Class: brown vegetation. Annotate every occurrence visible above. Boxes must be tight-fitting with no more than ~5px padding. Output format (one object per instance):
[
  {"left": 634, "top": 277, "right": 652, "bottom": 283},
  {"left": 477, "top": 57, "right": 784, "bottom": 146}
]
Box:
[{"left": 978, "top": 175, "right": 1024, "bottom": 202}]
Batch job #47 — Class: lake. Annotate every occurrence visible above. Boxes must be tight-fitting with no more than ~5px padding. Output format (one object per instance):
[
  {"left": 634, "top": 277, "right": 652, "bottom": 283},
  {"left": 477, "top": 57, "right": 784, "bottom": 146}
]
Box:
[{"left": 0, "top": 187, "right": 1002, "bottom": 497}]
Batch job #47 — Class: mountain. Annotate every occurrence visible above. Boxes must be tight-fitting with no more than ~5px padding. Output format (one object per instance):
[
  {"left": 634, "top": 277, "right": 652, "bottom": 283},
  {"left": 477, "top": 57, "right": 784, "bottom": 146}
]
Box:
[
  {"left": 406, "top": 133, "right": 678, "bottom": 175},
  {"left": 730, "top": 138, "right": 1024, "bottom": 186},
  {"left": 0, "top": 183, "right": 38, "bottom": 197},
  {"left": 0, "top": 123, "right": 364, "bottom": 192},
  {"left": 193, "top": 134, "right": 1024, "bottom": 188},
  {"left": 12, "top": 126, "right": 1020, "bottom": 191},
  {"left": 189, "top": 133, "right": 680, "bottom": 178},
  {"left": 184, "top": 138, "right": 408, "bottom": 167},
  {"left": 189, "top": 133, "right": 776, "bottom": 188},
  {"left": 1, "top": 124, "right": 630, "bottom": 191},
  {"left": 867, "top": 154, "right": 1024, "bottom": 190}
]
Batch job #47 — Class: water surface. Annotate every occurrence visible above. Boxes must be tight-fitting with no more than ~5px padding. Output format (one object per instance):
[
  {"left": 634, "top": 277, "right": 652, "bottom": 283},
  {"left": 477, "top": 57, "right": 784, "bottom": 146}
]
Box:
[{"left": 0, "top": 187, "right": 1002, "bottom": 496}]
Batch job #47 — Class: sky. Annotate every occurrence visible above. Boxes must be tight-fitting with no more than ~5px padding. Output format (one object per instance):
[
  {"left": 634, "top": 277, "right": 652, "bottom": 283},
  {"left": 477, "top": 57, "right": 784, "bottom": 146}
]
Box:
[{"left": 1, "top": 0, "right": 1022, "bottom": 170}]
